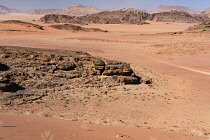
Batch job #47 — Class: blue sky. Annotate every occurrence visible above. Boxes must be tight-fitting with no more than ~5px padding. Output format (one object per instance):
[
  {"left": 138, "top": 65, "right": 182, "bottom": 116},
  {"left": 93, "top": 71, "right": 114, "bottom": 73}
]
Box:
[{"left": 0, "top": 0, "right": 209, "bottom": 11}]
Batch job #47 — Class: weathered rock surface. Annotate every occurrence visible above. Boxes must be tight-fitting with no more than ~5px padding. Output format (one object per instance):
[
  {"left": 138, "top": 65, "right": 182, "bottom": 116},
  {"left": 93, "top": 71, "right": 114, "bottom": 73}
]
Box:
[
  {"left": 185, "top": 20, "right": 210, "bottom": 32},
  {"left": 149, "top": 10, "right": 205, "bottom": 23},
  {"left": 0, "top": 46, "right": 141, "bottom": 105},
  {"left": 49, "top": 24, "right": 108, "bottom": 32},
  {"left": 198, "top": 9, "right": 210, "bottom": 18},
  {"left": 40, "top": 8, "right": 150, "bottom": 25},
  {"left": 40, "top": 8, "right": 208, "bottom": 24},
  {"left": 39, "top": 14, "right": 76, "bottom": 23}
]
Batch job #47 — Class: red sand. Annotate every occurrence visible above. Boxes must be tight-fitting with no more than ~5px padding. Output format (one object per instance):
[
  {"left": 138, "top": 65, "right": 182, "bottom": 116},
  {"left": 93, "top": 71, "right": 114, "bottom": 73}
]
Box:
[{"left": 0, "top": 15, "right": 209, "bottom": 140}]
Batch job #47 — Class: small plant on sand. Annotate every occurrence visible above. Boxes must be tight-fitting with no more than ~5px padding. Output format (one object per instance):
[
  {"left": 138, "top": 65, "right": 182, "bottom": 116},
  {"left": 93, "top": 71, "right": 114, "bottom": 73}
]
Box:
[
  {"left": 115, "top": 133, "right": 131, "bottom": 139},
  {"left": 41, "top": 131, "right": 54, "bottom": 140},
  {"left": 81, "top": 124, "right": 89, "bottom": 131}
]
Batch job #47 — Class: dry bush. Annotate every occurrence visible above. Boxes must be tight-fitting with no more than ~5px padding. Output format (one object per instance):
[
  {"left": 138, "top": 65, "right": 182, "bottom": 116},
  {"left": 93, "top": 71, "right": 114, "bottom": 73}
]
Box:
[
  {"left": 191, "top": 129, "right": 204, "bottom": 137},
  {"left": 41, "top": 131, "right": 54, "bottom": 140}
]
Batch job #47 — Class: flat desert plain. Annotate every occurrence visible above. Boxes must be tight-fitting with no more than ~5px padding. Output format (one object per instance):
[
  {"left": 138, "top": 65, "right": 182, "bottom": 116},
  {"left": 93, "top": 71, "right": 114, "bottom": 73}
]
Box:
[{"left": 0, "top": 14, "right": 210, "bottom": 140}]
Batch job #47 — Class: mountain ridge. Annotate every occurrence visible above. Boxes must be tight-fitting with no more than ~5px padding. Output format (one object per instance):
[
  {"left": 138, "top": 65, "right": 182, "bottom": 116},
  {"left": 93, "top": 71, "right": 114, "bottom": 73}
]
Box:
[
  {"left": 151, "top": 5, "right": 197, "bottom": 14},
  {"left": 56, "top": 3, "right": 103, "bottom": 16}
]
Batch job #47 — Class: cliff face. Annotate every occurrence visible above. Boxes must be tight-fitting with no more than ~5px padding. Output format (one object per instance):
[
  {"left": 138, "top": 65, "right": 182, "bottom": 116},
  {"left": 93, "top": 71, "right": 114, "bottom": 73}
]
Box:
[
  {"left": 40, "top": 8, "right": 150, "bottom": 25},
  {"left": 149, "top": 10, "right": 205, "bottom": 23},
  {"left": 39, "top": 14, "right": 76, "bottom": 23},
  {"left": 73, "top": 8, "right": 150, "bottom": 24},
  {"left": 40, "top": 9, "right": 205, "bottom": 24},
  {"left": 56, "top": 3, "right": 103, "bottom": 16}
]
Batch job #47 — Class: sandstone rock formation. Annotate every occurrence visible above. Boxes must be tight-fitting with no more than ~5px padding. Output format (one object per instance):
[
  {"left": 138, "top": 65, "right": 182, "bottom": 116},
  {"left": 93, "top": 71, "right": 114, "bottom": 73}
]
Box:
[
  {"left": 149, "top": 10, "right": 205, "bottom": 23},
  {"left": 72, "top": 8, "right": 150, "bottom": 24},
  {"left": 39, "top": 14, "right": 75, "bottom": 23},
  {"left": 49, "top": 24, "right": 108, "bottom": 32},
  {"left": 185, "top": 20, "right": 210, "bottom": 32},
  {"left": 0, "top": 46, "right": 141, "bottom": 105},
  {"left": 28, "top": 9, "right": 60, "bottom": 15},
  {"left": 40, "top": 8, "right": 150, "bottom": 25},
  {"left": 151, "top": 5, "right": 197, "bottom": 14},
  {"left": 198, "top": 9, "right": 210, "bottom": 18},
  {"left": 56, "top": 3, "right": 103, "bottom": 16}
]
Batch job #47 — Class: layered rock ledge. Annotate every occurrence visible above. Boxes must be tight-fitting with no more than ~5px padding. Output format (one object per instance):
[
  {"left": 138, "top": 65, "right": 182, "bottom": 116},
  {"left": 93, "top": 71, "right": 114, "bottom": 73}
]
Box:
[{"left": 0, "top": 46, "right": 141, "bottom": 105}]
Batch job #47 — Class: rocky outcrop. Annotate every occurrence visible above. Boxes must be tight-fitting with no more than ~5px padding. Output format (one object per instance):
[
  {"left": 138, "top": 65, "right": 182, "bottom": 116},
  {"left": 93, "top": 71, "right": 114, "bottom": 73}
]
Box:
[
  {"left": 0, "top": 20, "right": 44, "bottom": 30},
  {"left": 73, "top": 8, "right": 150, "bottom": 24},
  {"left": 39, "top": 14, "right": 76, "bottom": 23},
  {"left": 184, "top": 20, "right": 210, "bottom": 32},
  {"left": 0, "top": 46, "right": 141, "bottom": 105},
  {"left": 40, "top": 8, "right": 150, "bottom": 25},
  {"left": 28, "top": 9, "right": 60, "bottom": 15},
  {"left": 56, "top": 3, "right": 103, "bottom": 16},
  {"left": 198, "top": 9, "right": 210, "bottom": 18},
  {"left": 49, "top": 24, "right": 108, "bottom": 32},
  {"left": 149, "top": 10, "right": 205, "bottom": 23},
  {"left": 151, "top": 5, "right": 197, "bottom": 14}
]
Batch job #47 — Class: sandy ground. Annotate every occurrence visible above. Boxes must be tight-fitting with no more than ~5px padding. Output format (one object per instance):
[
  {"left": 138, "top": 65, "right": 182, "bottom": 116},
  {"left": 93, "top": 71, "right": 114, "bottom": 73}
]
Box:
[
  {"left": 0, "top": 14, "right": 210, "bottom": 140},
  {"left": 0, "top": 113, "right": 206, "bottom": 140}
]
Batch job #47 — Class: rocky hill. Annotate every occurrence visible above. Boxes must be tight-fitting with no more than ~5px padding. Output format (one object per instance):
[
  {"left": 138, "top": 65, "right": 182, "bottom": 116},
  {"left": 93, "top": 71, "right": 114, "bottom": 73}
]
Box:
[
  {"left": 40, "top": 8, "right": 150, "bottom": 24},
  {"left": 28, "top": 9, "right": 60, "bottom": 15},
  {"left": 0, "top": 5, "right": 10, "bottom": 14},
  {"left": 198, "top": 9, "right": 210, "bottom": 18},
  {"left": 149, "top": 10, "right": 205, "bottom": 23},
  {"left": 185, "top": 20, "right": 210, "bottom": 33},
  {"left": 0, "top": 46, "right": 141, "bottom": 105},
  {"left": 49, "top": 24, "right": 108, "bottom": 32},
  {"left": 0, "top": 20, "right": 44, "bottom": 30},
  {"left": 39, "top": 14, "right": 76, "bottom": 23},
  {"left": 151, "top": 5, "right": 197, "bottom": 14},
  {"left": 56, "top": 3, "right": 103, "bottom": 16}
]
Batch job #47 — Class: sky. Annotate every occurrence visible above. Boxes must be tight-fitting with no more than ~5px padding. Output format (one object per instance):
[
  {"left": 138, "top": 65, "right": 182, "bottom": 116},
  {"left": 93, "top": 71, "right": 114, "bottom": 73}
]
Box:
[{"left": 0, "top": 0, "right": 209, "bottom": 11}]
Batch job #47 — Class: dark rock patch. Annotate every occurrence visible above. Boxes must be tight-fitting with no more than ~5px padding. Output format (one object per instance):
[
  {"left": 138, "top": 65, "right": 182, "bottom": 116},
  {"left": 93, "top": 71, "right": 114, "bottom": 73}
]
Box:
[
  {"left": 0, "top": 63, "right": 9, "bottom": 71},
  {"left": 0, "top": 46, "right": 142, "bottom": 105}
]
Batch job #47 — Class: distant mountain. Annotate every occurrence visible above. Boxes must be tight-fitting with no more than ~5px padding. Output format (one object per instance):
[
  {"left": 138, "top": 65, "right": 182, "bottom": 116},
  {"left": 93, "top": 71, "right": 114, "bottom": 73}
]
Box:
[
  {"left": 40, "top": 8, "right": 149, "bottom": 24},
  {"left": 0, "top": 5, "right": 10, "bottom": 14},
  {"left": 56, "top": 3, "right": 103, "bottom": 16},
  {"left": 149, "top": 10, "right": 205, "bottom": 23},
  {"left": 28, "top": 9, "right": 60, "bottom": 15},
  {"left": 151, "top": 5, "right": 197, "bottom": 14},
  {"left": 9, "top": 8, "right": 22, "bottom": 13},
  {"left": 0, "top": 5, "right": 22, "bottom": 14}
]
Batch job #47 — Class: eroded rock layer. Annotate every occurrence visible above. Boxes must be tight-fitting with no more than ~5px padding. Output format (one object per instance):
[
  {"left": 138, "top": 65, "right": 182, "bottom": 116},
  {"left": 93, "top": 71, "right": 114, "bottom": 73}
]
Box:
[{"left": 0, "top": 46, "right": 140, "bottom": 105}]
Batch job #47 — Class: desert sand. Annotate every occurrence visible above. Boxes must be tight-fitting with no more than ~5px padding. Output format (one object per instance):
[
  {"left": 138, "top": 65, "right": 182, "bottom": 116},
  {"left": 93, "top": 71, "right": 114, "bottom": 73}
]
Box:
[{"left": 0, "top": 14, "right": 210, "bottom": 140}]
